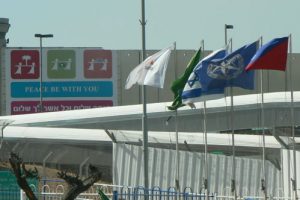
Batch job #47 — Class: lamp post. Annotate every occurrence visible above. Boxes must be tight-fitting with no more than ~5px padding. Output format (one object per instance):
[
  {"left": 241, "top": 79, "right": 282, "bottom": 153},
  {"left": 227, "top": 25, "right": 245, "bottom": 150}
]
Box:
[
  {"left": 224, "top": 24, "right": 237, "bottom": 200},
  {"left": 34, "top": 34, "right": 53, "bottom": 112},
  {"left": 225, "top": 24, "right": 233, "bottom": 46}
]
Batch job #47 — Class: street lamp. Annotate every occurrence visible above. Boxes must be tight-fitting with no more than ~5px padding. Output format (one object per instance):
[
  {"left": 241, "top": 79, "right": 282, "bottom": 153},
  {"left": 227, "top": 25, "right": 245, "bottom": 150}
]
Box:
[
  {"left": 224, "top": 24, "right": 237, "bottom": 200},
  {"left": 34, "top": 33, "right": 53, "bottom": 112},
  {"left": 224, "top": 24, "right": 234, "bottom": 46}
]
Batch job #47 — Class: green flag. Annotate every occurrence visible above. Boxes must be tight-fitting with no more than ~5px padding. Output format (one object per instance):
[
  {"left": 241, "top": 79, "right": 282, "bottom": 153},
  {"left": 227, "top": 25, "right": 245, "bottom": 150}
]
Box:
[
  {"left": 97, "top": 188, "right": 110, "bottom": 200},
  {"left": 168, "top": 48, "right": 202, "bottom": 110}
]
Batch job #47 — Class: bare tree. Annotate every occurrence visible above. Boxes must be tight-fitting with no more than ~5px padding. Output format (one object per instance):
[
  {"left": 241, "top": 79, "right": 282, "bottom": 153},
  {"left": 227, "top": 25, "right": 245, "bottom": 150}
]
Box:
[
  {"left": 9, "top": 152, "right": 103, "bottom": 200},
  {"left": 57, "top": 165, "right": 102, "bottom": 200},
  {"left": 9, "top": 152, "right": 39, "bottom": 200}
]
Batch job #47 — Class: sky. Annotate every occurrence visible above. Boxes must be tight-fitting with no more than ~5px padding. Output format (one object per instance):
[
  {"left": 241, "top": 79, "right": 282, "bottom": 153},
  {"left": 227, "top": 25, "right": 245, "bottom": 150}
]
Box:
[{"left": 1, "top": 0, "right": 300, "bottom": 52}]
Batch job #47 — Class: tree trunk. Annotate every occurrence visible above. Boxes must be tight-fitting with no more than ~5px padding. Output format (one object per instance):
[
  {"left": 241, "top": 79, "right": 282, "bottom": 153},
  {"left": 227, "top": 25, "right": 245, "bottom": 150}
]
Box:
[{"left": 9, "top": 152, "right": 38, "bottom": 200}]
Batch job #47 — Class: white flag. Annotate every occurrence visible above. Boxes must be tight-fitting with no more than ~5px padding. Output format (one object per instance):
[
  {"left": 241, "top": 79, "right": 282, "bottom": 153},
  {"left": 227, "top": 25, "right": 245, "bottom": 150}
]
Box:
[{"left": 125, "top": 44, "right": 174, "bottom": 89}]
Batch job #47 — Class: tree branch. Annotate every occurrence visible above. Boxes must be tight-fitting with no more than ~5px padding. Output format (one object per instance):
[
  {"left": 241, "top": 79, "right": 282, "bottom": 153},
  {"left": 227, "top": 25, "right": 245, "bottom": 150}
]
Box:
[
  {"left": 9, "top": 152, "right": 38, "bottom": 200},
  {"left": 57, "top": 164, "right": 102, "bottom": 200}
]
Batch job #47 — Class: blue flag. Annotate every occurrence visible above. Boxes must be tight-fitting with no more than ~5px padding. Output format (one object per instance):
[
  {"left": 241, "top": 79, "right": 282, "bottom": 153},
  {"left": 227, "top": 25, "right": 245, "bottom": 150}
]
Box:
[
  {"left": 181, "top": 48, "right": 227, "bottom": 104},
  {"left": 194, "top": 41, "right": 258, "bottom": 92}
]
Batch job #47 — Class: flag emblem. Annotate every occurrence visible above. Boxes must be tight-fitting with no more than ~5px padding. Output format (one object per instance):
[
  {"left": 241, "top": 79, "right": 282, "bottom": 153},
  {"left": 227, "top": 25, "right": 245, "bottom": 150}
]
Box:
[
  {"left": 145, "top": 60, "right": 155, "bottom": 69},
  {"left": 187, "top": 74, "right": 199, "bottom": 87},
  {"left": 195, "top": 41, "right": 258, "bottom": 91},
  {"left": 207, "top": 54, "right": 244, "bottom": 80}
]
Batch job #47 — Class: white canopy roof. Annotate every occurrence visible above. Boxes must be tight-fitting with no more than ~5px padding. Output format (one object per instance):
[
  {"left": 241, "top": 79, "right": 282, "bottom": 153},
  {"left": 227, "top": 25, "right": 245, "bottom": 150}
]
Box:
[
  {"left": 0, "top": 91, "right": 299, "bottom": 129},
  {"left": 0, "top": 91, "right": 298, "bottom": 149},
  {"left": 1, "top": 126, "right": 291, "bottom": 149}
]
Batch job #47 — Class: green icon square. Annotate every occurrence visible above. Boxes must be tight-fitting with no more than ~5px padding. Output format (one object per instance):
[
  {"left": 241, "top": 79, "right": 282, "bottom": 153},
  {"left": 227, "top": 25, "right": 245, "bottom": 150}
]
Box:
[{"left": 47, "top": 50, "right": 76, "bottom": 79}]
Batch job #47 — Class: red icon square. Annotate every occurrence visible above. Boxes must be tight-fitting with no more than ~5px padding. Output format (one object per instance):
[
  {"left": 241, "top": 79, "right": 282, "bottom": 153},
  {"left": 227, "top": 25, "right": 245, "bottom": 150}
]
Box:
[
  {"left": 84, "top": 50, "right": 112, "bottom": 78},
  {"left": 11, "top": 50, "right": 40, "bottom": 79}
]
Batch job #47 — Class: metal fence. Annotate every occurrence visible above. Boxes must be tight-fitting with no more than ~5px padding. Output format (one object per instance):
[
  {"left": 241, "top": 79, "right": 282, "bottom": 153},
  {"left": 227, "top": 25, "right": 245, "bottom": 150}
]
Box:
[
  {"left": 3, "top": 181, "right": 212, "bottom": 200},
  {"left": 0, "top": 187, "right": 20, "bottom": 200},
  {"left": 1, "top": 181, "right": 292, "bottom": 200},
  {"left": 111, "top": 185, "right": 213, "bottom": 200}
]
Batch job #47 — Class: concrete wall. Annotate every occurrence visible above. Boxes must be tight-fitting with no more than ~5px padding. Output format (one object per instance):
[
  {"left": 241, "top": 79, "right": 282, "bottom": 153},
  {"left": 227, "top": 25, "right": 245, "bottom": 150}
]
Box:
[{"left": 118, "top": 50, "right": 300, "bottom": 105}]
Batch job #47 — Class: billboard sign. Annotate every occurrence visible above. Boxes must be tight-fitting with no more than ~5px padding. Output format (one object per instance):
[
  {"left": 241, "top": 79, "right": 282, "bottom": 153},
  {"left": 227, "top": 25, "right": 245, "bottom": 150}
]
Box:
[{"left": 6, "top": 48, "right": 117, "bottom": 115}]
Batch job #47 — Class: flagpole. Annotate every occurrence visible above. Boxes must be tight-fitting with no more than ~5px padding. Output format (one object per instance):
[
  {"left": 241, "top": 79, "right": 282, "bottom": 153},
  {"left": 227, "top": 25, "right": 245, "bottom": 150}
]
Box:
[
  {"left": 228, "top": 42, "right": 237, "bottom": 200},
  {"left": 200, "top": 40, "right": 209, "bottom": 200},
  {"left": 174, "top": 109, "right": 180, "bottom": 191},
  {"left": 225, "top": 24, "right": 237, "bottom": 200},
  {"left": 173, "top": 41, "right": 180, "bottom": 192},
  {"left": 229, "top": 86, "right": 237, "bottom": 200},
  {"left": 226, "top": 38, "right": 237, "bottom": 200},
  {"left": 140, "top": 0, "right": 149, "bottom": 194},
  {"left": 260, "top": 67, "right": 267, "bottom": 200},
  {"left": 173, "top": 117, "right": 179, "bottom": 189},
  {"left": 258, "top": 36, "right": 267, "bottom": 200},
  {"left": 203, "top": 100, "right": 210, "bottom": 200},
  {"left": 288, "top": 34, "right": 298, "bottom": 200}
]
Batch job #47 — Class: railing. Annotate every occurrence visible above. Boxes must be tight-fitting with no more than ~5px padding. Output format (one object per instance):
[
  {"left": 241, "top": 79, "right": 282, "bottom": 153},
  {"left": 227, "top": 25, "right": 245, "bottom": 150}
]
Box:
[
  {"left": 0, "top": 181, "right": 291, "bottom": 200},
  {"left": 15, "top": 180, "right": 214, "bottom": 200},
  {"left": 0, "top": 187, "right": 20, "bottom": 200},
  {"left": 102, "top": 185, "right": 213, "bottom": 200}
]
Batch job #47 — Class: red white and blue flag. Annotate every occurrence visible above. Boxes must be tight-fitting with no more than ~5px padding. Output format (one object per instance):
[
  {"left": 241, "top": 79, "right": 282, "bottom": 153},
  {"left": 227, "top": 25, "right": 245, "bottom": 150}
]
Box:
[{"left": 245, "top": 36, "right": 289, "bottom": 71}]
